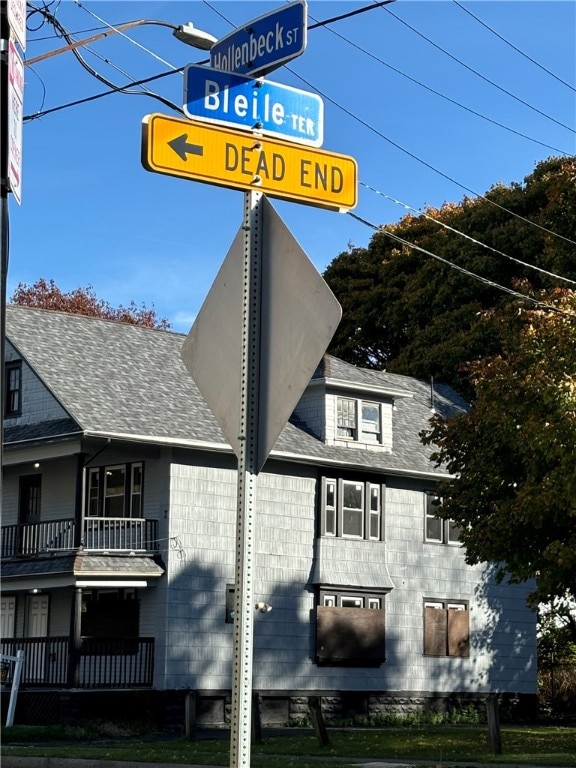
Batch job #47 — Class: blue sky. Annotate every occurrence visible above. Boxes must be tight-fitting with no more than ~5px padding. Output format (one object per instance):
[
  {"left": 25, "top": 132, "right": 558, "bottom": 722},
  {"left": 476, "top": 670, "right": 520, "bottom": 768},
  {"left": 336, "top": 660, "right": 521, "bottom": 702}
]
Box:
[{"left": 9, "top": 0, "right": 576, "bottom": 333}]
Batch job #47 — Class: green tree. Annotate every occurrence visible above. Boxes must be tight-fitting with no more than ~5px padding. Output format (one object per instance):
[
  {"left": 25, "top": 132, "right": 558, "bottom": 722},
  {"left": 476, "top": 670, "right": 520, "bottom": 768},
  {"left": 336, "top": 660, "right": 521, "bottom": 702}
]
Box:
[
  {"left": 538, "top": 599, "right": 576, "bottom": 716},
  {"left": 325, "top": 156, "right": 576, "bottom": 396},
  {"left": 422, "top": 289, "right": 576, "bottom": 620},
  {"left": 10, "top": 278, "right": 170, "bottom": 329}
]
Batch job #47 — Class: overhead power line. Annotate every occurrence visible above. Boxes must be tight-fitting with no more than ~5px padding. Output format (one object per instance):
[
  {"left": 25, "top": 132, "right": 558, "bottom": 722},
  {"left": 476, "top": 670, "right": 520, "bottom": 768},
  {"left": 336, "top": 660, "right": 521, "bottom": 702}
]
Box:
[
  {"left": 347, "top": 211, "right": 576, "bottom": 319},
  {"left": 305, "top": 8, "right": 569, "bottom": 156},
  {"left": 200, "top": 0, "right": 576, "bottom": 247},
  {"left": 74, "top": 2, "right": 179, "bottom": 71},
  {"left": 452, "top": 0, "right": 576, "bottom": 93},
  {"left": 382, "top": 5, "right": 575, "bottom": 134},
  {"left": 27, "top": 3, "right": 183, "bottom": 114},
  {"left": 25, "top": 0, "right": 576, "bottom": 252},
  {"left": 288, "top": 67, "right": 576, "bottom": 248},
  {"left": 359, "top": 182, "right": 576, "bottom": 287},
  {"left": 24, "top": 67, "right": 184, "bottom": 121}
]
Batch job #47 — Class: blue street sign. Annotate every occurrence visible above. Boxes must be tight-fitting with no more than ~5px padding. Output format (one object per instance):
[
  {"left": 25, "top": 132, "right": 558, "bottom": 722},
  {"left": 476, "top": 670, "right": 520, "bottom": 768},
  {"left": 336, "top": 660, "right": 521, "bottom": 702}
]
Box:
[
  {"left": 210, "top": 0, "right": 307, "bottom": 78},
  {"left": 183, "top": 65, "right": 324, "bottom": 148}
]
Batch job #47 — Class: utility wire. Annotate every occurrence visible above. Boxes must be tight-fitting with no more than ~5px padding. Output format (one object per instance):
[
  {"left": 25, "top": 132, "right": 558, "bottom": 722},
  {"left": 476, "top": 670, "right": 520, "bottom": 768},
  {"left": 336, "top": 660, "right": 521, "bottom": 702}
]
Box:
[
  {"left": 24, "top": 67, "right": 184, "bottom": 121},
  {"left": 25, "top": 24, "right": 103, "bottom": 41},
  {"left": 288, "top": 66, "right": 576, "bottom": 247},
  {"left": 27, "top": 3, "right": 183, "bottom": 114},
  {"left": 305, "top": 8, "right": 569, "bottom": 156},
  {"left": 202, "top": 0, "right": 397, "bottom": 29},
  {"left": 452, "top": 0, "right": 576, "bottom": 93},
  {"left": 359, "top": 182, "right": 576, "bottom": 287},
  {"left": 382, "top": 5, "right": 575, "bottom": 134},
  {"left": 74, "top": 1, "right": 178, "bottom": 71},
  {"left": 347, "top": 211, "right": 576, "bottom": 319},
  {"left": 200, "top": 0, "right": 576, "bottom": 247},
  {"left": 25, "top": 0, "right": 576, "bottom": 252}
]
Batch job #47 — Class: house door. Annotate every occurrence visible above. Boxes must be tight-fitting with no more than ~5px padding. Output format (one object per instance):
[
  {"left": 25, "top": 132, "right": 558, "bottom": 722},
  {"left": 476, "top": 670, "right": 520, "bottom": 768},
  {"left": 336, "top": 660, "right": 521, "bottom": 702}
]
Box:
[
  {"left": 0, "top": 597, "right": 16, "bottom": 685},
  {"left": 0, "top": 596, "right": 16, "bottom": 638},
  {"left": 26, "top": 594, "right": 49, "bottom": 682},
  {"left": 19, "top": 475, "right": 42, "bottom": 524},
  {"left": 19, "top": 475, "right": 42, "bottom": 554}
]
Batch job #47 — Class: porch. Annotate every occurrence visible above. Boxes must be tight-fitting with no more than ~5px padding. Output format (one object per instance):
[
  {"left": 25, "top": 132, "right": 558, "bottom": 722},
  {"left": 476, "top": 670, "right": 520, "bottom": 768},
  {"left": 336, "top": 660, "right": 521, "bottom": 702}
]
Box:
[
  {"left": 0, "top": 636, "right": 155, "bottom": 688},
  {"left": 1, "top": 517, "right": 158, "bottom": 557}
]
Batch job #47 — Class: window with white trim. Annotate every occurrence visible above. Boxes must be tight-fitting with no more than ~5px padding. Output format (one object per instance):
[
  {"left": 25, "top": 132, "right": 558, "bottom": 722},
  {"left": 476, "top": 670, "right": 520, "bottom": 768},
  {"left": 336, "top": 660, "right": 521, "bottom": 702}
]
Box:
[
  {"left": 337, "top": 397, "right": 382, "bottom": 444},
  {"left": 4, "top": 360, "right": 22, "bottom": 418},
  {"left": 425, "top": 494, "right": 461, "bottom": 545},
  {"left": 86, "top": 462, "right": 144, "bottom": 518},
  {"left": 321, "top": 478, "right": 383, "bottom": 540},
  {"left": 320, "top": 590, "right": 383, "bottom": 609},
  {"left": 316, "top": 588, "right": 386, "bottom": 665},
  {"left": 423, "top": 599, "right": 469, "bottom": 657}
]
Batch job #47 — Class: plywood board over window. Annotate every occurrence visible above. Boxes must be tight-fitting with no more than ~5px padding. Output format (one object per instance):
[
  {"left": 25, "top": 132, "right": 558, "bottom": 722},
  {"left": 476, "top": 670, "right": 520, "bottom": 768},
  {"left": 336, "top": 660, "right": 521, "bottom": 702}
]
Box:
[
  {"left": 448, "top": 607, "right": 470, "bottom": 657},
  {"left": 316, "top": 606, "right": 385, "bottom": 664},
  {"left": 424, "top": 602, "right": 469, "bottom": 658}
]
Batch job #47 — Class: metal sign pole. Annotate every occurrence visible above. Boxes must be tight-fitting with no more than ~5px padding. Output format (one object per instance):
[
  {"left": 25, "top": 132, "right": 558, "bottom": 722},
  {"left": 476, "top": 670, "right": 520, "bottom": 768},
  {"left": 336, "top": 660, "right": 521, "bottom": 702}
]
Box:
[
  {"left": 5, "top": 650, "right": 25, "bottom": 727},
  {"left": 230, "top": 189, "right": 263, "bottom": 768}
]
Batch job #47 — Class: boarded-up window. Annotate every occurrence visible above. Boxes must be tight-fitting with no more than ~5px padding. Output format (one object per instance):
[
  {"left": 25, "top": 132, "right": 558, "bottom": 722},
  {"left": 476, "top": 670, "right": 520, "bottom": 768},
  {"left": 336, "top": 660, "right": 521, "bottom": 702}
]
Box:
[
  {"left": 424, "top": 605, "right": 447, "bottom": 656},
  {"left": 424, "top": 601, "right": 469, "bottom": 657},
  {"left": 316, "top": 606, "right": 385, "bottom": 663},
  {"left": 448, "top": 606, "right": 470, "bottom": 657}
]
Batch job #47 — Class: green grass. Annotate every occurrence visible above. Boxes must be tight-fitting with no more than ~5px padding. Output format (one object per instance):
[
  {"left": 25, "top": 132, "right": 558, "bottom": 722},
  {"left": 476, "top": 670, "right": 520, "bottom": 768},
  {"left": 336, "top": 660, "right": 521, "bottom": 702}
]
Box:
[{"left": 1, "top": 724, "right": 575, "bottom": 767}]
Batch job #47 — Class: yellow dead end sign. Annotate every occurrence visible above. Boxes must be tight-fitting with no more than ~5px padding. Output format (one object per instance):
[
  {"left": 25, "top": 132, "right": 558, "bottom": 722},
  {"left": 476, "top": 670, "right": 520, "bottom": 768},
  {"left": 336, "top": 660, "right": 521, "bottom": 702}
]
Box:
[{"left": 141, "top": 113, "right": 357, "bottom": 212}]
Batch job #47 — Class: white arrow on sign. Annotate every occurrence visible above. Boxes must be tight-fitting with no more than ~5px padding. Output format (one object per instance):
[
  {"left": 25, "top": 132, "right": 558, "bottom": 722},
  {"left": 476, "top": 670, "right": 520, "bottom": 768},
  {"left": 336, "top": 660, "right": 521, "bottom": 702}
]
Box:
[{"left": 181, "top": 196, "right": 341, "bottom": 471}]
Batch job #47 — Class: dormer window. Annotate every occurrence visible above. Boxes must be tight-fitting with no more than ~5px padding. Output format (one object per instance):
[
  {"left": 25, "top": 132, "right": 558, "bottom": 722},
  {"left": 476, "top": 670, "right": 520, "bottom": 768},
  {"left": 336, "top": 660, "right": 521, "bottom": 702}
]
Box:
[
  {"left": 361, "top": 402, "right": 381, "bottom": 443},
  {"left": 337, "top": 397, "right": 382, "bottom": 443},
  {"left": 337, "top": 397, "right": 357, "bottom": 438}
]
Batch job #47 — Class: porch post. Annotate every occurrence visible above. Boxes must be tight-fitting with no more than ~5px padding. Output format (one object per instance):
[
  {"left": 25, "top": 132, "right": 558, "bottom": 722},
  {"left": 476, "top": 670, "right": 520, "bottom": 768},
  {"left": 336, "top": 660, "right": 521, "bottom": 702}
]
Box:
[
  {"left": 67, "top": 587, "right": 83, "bottom": 687},
  {"left": 74, "top": 453, "right": 86, "bottom": 549}
]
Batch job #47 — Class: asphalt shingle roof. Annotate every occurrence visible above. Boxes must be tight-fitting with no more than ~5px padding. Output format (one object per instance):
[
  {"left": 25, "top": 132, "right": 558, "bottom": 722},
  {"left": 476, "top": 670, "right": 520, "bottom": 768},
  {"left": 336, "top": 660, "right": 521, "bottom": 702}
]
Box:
[
  {"left": 1, "top": 552, "right": 164, "bottom": 580},
  {"left": 6, "top": 305, "right": 224, "bottom": 443},
  {"left": 6, "top": 306, "right": 469, "bottom": 478}
]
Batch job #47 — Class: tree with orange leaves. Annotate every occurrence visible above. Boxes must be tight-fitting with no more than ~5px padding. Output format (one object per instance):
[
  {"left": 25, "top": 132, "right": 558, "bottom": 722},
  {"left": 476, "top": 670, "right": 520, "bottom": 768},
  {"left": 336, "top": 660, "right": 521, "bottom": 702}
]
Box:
[{"left": 11, "top": 278, "right": 170, "bottom": 329}]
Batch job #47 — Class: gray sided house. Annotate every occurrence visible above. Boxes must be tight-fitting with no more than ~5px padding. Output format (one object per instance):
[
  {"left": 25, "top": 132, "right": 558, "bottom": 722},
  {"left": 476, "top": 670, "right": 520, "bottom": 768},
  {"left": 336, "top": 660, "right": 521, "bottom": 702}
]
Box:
[{"left": 1, "top": 306, "right": 537, "bottom": 726}]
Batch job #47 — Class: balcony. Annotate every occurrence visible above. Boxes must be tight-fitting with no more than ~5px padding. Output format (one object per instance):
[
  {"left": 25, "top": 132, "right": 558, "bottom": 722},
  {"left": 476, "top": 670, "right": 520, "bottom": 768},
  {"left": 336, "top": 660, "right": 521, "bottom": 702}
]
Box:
[
  {"left": 0, "top": 636, "right": 154, "bottom": 688},
  {"left": 1, "top": 518, "right": 158, "bottom": 558}
]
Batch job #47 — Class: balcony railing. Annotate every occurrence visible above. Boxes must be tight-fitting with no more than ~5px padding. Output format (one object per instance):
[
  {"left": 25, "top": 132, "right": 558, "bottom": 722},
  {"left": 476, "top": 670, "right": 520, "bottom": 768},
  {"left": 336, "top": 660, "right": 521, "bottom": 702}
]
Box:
[
  {"left": 1, "top": 518, "right": 158, "bottom": 558},
  {"left": 0, "top": 637, "right": 155, "bottom": 688}
]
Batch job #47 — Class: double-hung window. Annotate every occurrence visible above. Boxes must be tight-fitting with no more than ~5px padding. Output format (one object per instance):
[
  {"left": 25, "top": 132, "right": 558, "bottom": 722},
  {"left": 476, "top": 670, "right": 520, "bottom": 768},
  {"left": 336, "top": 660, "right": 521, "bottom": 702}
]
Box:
[
  {"left": 87, "top": 462, "right": 144, "bottom": 517},
  {"left": 337, "top": 397, "right": 382, "bottom": 444},
  {"left": 316, "top": 588, "right": 386, "bottom": 664},
  {"left": 337, "top": 397, "right": 357, "bottom": 439},
  {"left": 322, "top": 478, "right": 383, "bottom": 540},
  {"left": 425, "top": 494, "right": 461, "bottom": 545},
  {"left": 4, "top": 360, "right": 22, "bottom": 417},
  {"left": 423, "top": 599, "right": 469, "bottom": 657}
]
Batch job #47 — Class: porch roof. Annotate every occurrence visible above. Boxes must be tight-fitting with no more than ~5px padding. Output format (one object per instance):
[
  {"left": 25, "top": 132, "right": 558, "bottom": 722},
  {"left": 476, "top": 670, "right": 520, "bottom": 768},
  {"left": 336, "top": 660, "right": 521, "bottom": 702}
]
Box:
[{"left": 1, "top": 552, "right": 164, "bottom": 584}]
